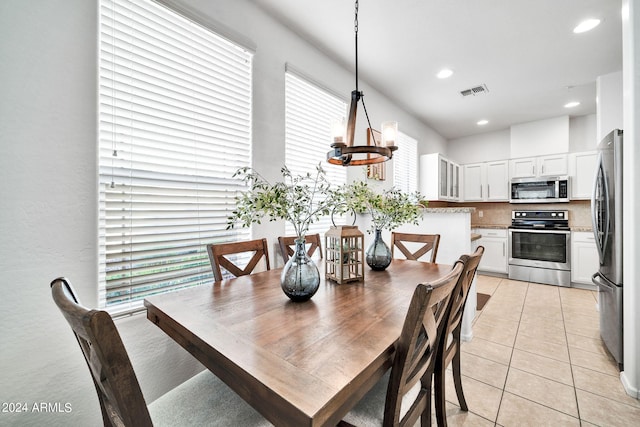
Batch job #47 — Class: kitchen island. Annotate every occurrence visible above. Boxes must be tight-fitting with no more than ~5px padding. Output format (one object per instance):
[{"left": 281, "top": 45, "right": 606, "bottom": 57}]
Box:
[{"left": 356, "top": 207, "right": 477, "bottom": 340}]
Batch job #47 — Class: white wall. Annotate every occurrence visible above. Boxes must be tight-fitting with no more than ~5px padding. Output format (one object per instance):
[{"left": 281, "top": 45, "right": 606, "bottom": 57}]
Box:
[
  {"left": 569, "top": 114, "right": 597, "bottom": 151},
  {"left": 510, "top": 116, "right": 570, "bottom": 158},
  {"left": 447, "top": 129, "right": 511, "bottom": 164},
  {"left": 0, "top": 1, "right": 445, "bottom": 425},
  {"left": 597, "top": 70, "right": 624, "bottom": 141},
  {"left": 447, "top": 114, "right": 596, "bottom": 165},
  {"left": 621, "top": 0, "right": 640, "bottom": 399}
]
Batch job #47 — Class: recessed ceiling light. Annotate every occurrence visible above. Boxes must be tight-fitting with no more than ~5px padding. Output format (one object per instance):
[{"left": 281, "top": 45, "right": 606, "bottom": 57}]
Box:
[
  {"left": 573, "top": 18, "right": 601, "bottom": 33},
  {"left": 477, "top": 119, "right": 489, "bottom": 126},
  {"left": 436, "top": 68, "right": 453, "bottom": 79},
  {"left": 564, "top": 101, "right": 581, "bottom": 108}
]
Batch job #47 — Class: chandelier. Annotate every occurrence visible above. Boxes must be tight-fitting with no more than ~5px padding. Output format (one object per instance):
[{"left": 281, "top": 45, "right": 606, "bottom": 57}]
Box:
[{"left": 327, "top": 0, "right": 398, "bottom": 167}]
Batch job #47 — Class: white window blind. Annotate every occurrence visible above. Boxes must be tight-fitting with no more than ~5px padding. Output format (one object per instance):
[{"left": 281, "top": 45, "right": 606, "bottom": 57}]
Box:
[
  {"left": 98, "top": 0, "right": 252, "bottom": 311},
  {"left": 284, "top": 72, "right": 347, "bottom": 236},
  {"left": 393, "top": 132, "right": 418, "bottom": 193}
]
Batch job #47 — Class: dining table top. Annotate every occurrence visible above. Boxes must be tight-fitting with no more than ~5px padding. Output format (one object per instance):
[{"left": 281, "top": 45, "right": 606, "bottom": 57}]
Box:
[{"left": 144, "top": 259, "right": 453, "bottom": 427}]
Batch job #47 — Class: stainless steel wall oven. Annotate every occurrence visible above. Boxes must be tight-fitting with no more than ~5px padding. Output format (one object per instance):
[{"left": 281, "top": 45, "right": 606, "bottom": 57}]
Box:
[{"left": 508, "top": 210, "right": 571, "bottom": 287}]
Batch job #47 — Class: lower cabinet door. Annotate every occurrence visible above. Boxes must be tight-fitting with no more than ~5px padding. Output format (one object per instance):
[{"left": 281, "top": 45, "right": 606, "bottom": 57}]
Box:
[{"left": 478, "top": 236, "right": 507, "bottom": 274}]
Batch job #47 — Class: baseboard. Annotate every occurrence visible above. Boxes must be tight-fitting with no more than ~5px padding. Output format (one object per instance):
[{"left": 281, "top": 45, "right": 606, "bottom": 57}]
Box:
[
  {"left": 477, "top": 271, "right": 508, "bottom": 279},
  {"left": 620, "top": 371, "right": 640, "bottom": 399}
]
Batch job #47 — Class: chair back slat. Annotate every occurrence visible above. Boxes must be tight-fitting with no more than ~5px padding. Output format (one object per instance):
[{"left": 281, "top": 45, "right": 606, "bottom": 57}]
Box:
[
  {"left": 391, "top": 232, "right": 441, "bottom": 263},
  {"left": 278, "top": 234, "right": 322, "bottom": 263},
  {"left": 382, "top": 261, "right": 464, "bottom": 427},
  {"left": 51, "top": 278, "right": 153, "bottom": 427},
  {"left": 443, "top": 246, "right": 485, "bottom": 362},
  {"left": 207, "top": 238, "right": 271, "bottom": 281}
]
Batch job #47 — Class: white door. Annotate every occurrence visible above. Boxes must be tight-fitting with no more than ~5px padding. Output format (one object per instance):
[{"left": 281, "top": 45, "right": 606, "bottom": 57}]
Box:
[
  {"left": 486, "top": 161, "right": 509, "bottom": 200},
  {"left": 570, "top": 151, "right": 597, "bottom": 199},
  {"left": 463, "top": 163, "right": 484, "bottom": 201},
  {"left": 510, "top": 157, "right": 536, "bottom": 178},
  {"left": 538, "top": 154, "right": 568, "bottom": 176}
]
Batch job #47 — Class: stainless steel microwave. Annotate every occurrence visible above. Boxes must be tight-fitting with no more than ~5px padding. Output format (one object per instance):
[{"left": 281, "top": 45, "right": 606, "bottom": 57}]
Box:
[{"left": 510, "top": 176, "right": 569, "bottom": 203}]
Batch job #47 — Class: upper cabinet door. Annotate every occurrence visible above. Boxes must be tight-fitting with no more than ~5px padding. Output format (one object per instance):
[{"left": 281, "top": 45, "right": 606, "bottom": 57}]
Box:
[
  {"left": 569, "top": 151, "right": 598, "bottom": 199},
  {"left": 538, "top": 154, "right": 568, "bottom": 176},
  {"left": 450, "top": 162, "right": 460, "bottom": 199},
  {"left": 486, "top": 160, "right": 509, "bottom": 200},
  {"left": 510, "top": 157, "right": 536, "bottom": 178},
  {"left": 439, "top": 157, "right": 449, "bottom": 199},
  {"left": 463, "top": 163, "right": 484, "bottom": 201}
]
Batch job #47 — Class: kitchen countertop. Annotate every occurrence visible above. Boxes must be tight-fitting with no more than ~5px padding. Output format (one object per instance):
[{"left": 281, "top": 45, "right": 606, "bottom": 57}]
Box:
[
  {"left": 471, "top": 233, "right": 481, "bottom": 242},
  {"left": 571, "top": 226, "right": 593, "bottom": 232},
  {"left": 423, "top": 207, "right": 476, "bottom": 214},
  {"left": 471, "top": 224, "right": 510, "bottom": 229}
]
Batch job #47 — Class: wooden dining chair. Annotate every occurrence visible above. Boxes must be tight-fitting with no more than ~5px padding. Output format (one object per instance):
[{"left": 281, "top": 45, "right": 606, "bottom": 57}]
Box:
[
  {"left": 339, "top": 260, "right": 465, "bottom": 427},
  {"left": 50, "top": 277, "right": 272, "bottom": 427},
  {"left": 391, "top": 232, "right": 441, "bottom": 263},
  {"left": 277, "top": 234, "right": 322, "bottom": 263},
  {"left": 434, "top": 246, "right": 484, "bottom": 427},
  {"left": 207, "top": 238, "right": 270, "bottom": 282}
]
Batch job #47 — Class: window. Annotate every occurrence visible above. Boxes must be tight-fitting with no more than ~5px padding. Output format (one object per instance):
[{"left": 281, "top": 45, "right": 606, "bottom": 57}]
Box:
[
  {"left": 393, "top": 132, "right": 418, "bottom": 193},
  {"left": 284, "top": 71, "right": 348, "bottom": 236},
  {"left": 98, "top": 0, "right": 252, "bottom": 311}
]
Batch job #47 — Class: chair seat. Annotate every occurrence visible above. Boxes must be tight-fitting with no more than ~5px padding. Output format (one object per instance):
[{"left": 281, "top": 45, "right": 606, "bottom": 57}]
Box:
[
  {"left": 341, "top": 372, "right": 420, "bottom": 427},
  {"left": 149, "top": 370, "right": 272, "bottom": 427}
]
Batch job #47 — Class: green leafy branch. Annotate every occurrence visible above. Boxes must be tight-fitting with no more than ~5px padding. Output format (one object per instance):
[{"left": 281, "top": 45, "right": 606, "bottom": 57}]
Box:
[
  {"left": 227, "top": 164, "right": 341, "bottom": 239},
  {"left": 338, "top": 180, "right": 426, "bottom": 233}
]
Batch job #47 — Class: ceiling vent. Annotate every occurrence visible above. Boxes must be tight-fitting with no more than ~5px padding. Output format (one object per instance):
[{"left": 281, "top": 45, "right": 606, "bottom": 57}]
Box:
[{"left": 460, "top": 84, "right": 489, "bottom": 97}]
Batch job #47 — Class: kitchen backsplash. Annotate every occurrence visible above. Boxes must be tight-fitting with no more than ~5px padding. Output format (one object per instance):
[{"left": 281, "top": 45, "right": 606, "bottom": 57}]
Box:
[{"left": 441, "top": 200, "right": 592, "bottom": 229}]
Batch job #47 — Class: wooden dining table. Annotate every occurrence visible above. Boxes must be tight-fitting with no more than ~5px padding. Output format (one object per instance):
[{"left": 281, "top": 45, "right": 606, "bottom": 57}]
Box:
[{"left": 144, "top": 259, "right": 453, "bottom": 427}]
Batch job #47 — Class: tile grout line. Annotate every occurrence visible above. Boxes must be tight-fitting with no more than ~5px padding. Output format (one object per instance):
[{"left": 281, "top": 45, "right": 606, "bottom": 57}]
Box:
[
  {"left": 491, "top": 277, "right": 526, "bottom": 426},
  {"left": 559, "top": 285, "right": 584, "bottom": 424}
]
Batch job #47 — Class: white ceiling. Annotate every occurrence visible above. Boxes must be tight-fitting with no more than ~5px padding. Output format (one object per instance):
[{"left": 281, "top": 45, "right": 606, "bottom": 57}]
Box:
[{"left": 250, "top": 0, "right": 623, "bottom": 140}]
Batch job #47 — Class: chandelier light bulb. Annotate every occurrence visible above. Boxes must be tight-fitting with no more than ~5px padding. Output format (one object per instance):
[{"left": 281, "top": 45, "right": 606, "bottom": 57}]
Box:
[{"left": 381, "top": 121, "right": 398, "bottom": 147}]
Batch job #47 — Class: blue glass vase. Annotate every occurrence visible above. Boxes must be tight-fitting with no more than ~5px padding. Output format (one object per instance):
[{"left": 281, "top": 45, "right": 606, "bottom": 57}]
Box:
[
  {"left": 366, "top": 229, "right": 392, "bottom": 271},
  {"left": 281, "top": 238, "right": 320, "bottom": 302}
]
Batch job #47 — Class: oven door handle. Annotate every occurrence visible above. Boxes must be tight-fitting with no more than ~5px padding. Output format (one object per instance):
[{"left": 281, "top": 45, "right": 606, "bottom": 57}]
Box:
[{"left": 509, "top": 228, "right": 571, "bottom": 235}]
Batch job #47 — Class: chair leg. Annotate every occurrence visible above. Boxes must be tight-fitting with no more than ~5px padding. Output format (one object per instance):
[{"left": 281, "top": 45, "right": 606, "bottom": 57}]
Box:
[
  {"left": 434, "top": 358, "right": 447, "bottom": 427},
  {"left": 420, "top": 377, "right": 433, "bottom": 427},
  {"left": 451, "top": 329, "right": 468, "bottom": 411}
]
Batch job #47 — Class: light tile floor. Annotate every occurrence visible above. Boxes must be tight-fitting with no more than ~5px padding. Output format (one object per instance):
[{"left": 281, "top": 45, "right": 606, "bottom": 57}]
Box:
[{"left": 440, "top": 275, "right": 640, "bottom": 427}]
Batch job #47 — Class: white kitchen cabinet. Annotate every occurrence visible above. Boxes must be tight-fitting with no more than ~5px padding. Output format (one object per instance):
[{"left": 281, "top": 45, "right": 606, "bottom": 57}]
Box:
[
  {"left": 571, "top": 231, "right": 599, "bottom": 285},
  {"left": 510, "top": 157, "right": 537, "bottom": 179},
  {"left": 486, "top": 161, "right": 509, "bottom": 200},
  {"left": 474, "top": 228, "right": 508, "bottom": 274},
  {"left": 463, "top": 160, "right": 509, "bottom": 202},
  {"left": 510, "top": 154, "right": 568, "bottom": 178},
  {"left": 420, "top": 153, "right": 460, "bottom": 201},
  {"left": 569, "top": 151, "right": 598, "bottom": 199},
  {"left": 463, "top": 163, "right": 483, "bottom": 201},
  {"left": 538, "top": 154, "right": 568, "bottom": 176}
]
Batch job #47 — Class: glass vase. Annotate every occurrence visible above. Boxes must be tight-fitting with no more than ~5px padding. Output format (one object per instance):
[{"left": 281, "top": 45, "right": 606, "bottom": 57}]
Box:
[
  {"left": 366, "top": 229, "right": 392, "bottom": 271},
  {"left": 281, "top": 238, "right": 320, "bottom": 302}
]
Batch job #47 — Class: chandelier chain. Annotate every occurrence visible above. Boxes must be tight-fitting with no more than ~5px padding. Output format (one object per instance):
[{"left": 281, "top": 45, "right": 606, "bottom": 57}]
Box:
[{"left": 354, "top": 0, "right": 359, "bottom": 34}]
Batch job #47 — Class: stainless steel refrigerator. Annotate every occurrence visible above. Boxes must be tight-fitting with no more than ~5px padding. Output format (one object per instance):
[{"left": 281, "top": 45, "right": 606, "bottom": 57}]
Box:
[{"left": 591, "top": 129, "right": 623, "bottom": 370}]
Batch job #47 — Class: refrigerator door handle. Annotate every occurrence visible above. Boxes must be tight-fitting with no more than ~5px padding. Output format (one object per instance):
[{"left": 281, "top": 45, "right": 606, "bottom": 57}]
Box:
[
  {"left": 591, "top": 153, "right": 609, "bottom": 264},
  {"left": 592, "top": 271, "right": 615, "bottom": 291}
]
